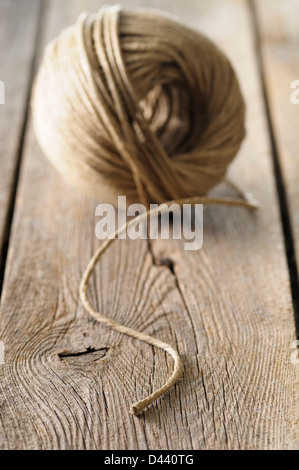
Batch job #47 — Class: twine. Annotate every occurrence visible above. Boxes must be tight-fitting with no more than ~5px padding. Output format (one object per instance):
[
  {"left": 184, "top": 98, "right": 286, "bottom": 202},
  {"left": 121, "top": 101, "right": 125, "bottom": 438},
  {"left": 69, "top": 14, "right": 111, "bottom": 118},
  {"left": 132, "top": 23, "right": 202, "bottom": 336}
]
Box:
[
  {"left": 32, "top": 5, "right": 246, "bottom": 207},
  {"left": 32, "top": 5, "right": 257, "bottom": 415},
  {"left": 80, "top": 192, "right": 257, "bottom": 416}
]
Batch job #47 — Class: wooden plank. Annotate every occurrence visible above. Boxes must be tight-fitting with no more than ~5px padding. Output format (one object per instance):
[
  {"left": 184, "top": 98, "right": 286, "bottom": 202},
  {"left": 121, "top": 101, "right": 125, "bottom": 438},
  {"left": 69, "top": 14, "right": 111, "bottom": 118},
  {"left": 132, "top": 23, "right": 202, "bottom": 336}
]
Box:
[
  {"left": 252, "top": 0, "right": 299, "bottom": 311},
  {"left": 149, "top": 0, "right": 299, "bottom": 449},
  {"left": 0, "top": 0, "right": 41, "bottom": 287},
  {"left": 0, "top": 0, "right": 202, "bottom": 450},
  {"left": 0, "top": 0, "right": 298, "bottom": 450}
]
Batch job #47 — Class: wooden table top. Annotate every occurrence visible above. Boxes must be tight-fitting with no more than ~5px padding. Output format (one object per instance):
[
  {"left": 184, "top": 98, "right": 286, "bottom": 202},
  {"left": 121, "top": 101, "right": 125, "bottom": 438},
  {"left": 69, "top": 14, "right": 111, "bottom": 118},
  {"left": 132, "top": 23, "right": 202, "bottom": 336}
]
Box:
[{"left": 0, "top": 0, "right": 298, "bottom": 450}]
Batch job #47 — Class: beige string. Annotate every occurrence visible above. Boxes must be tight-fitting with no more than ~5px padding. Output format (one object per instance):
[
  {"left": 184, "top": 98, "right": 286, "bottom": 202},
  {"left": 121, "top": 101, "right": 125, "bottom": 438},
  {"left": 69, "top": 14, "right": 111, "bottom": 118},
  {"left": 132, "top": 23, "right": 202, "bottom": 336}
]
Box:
[
  {"left": 80, "top": 194, "right": 258, "bottom": 416},
  {"left": 32, "top": 5, "right": 246, "bottom": 207},
  {"left": 31, "top": 5, "right": 256, "bottom": 415}
]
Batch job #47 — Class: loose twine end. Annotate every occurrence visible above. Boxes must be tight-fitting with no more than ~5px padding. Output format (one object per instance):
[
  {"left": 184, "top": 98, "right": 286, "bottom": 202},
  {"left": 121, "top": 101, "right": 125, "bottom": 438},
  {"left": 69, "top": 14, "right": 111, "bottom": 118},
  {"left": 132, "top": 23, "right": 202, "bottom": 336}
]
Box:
[
  {"left": 79, "top": 190, "right": 258, "bottom": 416},
  {"left": 31, "top": 4, "right": 259, "bottom": 416}
]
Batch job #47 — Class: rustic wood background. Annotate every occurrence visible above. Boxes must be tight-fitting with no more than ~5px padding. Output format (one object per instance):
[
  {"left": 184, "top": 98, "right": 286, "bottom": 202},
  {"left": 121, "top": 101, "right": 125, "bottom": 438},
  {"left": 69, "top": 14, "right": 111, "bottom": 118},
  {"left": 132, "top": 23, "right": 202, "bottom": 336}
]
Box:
[{"left": 0, "top": 0, "right": 298, "bottom": 450}]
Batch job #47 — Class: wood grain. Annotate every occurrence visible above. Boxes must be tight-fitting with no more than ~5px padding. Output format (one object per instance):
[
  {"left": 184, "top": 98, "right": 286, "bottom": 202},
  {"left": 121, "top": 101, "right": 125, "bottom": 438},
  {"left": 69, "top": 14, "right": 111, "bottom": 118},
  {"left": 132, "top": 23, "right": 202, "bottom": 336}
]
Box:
[
  {"left": 149, "top": 0, "right": 299, "bottom": 449},
  {"left": 0, "top": 0, "right": 41, "bottom": 285},
  {"left": 0, "top": 0, "right": 298, "bottom": 450},
  {"left": 252, "top": 0, "right": 299, "bottom": 309}
]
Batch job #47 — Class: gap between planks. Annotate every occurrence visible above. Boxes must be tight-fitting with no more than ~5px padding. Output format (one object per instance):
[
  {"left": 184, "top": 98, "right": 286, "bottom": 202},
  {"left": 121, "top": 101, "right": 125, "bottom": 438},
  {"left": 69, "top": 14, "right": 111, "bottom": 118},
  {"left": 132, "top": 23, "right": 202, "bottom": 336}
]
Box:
[
  {"left": 0, "top": 0, "right": 47, "bottom": 298},
  {"left": 249, "top": 0, "right": 299, "bottom": 338}
]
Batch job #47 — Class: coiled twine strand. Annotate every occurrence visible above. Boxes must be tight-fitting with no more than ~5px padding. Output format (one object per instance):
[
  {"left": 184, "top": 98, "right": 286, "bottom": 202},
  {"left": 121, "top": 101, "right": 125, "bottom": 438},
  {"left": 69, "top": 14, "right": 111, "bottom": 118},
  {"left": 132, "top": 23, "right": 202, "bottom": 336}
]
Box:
[{"left": 32, "top": 5, "right": 258, "bottom": 415}]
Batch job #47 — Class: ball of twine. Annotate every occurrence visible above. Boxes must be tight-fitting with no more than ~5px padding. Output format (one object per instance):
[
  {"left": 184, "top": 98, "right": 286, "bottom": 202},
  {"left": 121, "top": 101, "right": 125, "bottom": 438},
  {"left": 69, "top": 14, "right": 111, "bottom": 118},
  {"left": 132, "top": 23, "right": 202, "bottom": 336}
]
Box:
[
  {"left": 32, "top": 4, "right": 246, "bottom": 206},
  {"left": 32, "top": 5, "right": 257, "bottom": 416}
]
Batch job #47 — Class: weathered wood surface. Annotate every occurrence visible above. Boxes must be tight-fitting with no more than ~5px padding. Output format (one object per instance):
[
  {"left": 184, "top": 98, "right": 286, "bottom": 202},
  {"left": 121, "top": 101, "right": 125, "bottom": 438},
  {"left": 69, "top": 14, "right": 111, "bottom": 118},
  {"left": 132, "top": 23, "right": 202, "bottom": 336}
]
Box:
[
  {"left": 253, "top": 0, "right": 299, "bottom": 316},
  {"left": 150, "top": 0, "right": 299, "bottom": 449},
  {"left": 0, "top": 0, "right": 41, "bottom": 284},
  {"left": 0, "top": 0, "right": 298, "bottom": 450}
]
